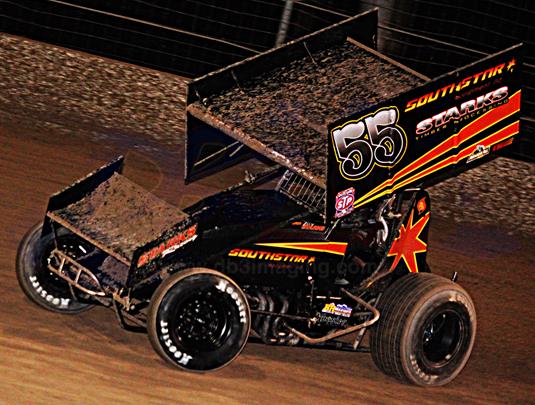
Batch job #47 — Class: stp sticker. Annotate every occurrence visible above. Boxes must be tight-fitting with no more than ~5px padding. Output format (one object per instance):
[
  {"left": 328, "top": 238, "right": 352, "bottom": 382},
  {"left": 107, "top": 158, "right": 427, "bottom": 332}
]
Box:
[{"left": 335, "top": 187, "right": 355, "bottom": 218}]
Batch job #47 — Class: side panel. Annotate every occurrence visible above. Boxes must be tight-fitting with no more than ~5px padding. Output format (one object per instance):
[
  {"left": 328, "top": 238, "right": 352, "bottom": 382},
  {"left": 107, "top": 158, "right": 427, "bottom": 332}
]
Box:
[
  {"left": 326, "top": 45, "right": 522, "bottom": 220},
  {"left": 185, "top": 113, "right": 252, "bottom": 183},
  {"left": 218, "top": 236, "right": 348, "bottom": 288},
  {"left": 128, "top": 220, "right": 198, "bottom": 287},
  {"left": 45, "top": 156, "right": 124, "bottom": 213}
]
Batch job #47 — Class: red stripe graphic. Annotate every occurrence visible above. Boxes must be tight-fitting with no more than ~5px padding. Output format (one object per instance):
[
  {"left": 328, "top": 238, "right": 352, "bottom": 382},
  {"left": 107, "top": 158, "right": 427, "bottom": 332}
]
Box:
[
  {"left": 402, "top": 122, "right": 520, "bottom": 183},
  {"left": 255, "top": 242, "right": 348, "bottom": 256},
  {"left": 367, "top": 121, "right": 519, "bottom": 202},
  {"left": 355, "top": 90, "right": 521, "bottom": 206}
]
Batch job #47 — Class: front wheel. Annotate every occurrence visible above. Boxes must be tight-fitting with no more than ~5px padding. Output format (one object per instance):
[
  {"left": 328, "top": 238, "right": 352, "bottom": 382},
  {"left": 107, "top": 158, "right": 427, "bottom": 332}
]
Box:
[
  {"left": 370, "top": 273, "right": 476, "bottom": 386},
  {"left": 148, "top": 268, "right": 251, "bottom": 372},
  {"left": 16, "top": 222, "right": 94, "bottom": 314}
]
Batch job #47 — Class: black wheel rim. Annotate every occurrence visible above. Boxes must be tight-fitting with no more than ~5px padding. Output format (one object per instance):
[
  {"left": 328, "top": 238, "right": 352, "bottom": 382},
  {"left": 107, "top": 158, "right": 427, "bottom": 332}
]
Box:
[
  {"left": 421, "top": 308, "right": 465, "bottom": 367},
  {"left": 170, "top": 288, "right": 234, "bottom": 353}
]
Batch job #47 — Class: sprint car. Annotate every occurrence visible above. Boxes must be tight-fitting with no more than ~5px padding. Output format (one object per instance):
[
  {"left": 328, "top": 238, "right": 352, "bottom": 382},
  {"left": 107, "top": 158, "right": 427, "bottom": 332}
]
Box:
[{"left": 16, "top": 10, "right": 522, "bottom": 386}]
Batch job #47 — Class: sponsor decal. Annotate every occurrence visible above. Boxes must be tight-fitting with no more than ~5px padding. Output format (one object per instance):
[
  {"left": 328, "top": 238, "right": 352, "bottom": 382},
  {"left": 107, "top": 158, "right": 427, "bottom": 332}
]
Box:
[
  {"left": 405, "top": 59, "right": 514, "bottom": 113},
  {"left": 322, "top": 303, "right": 352, "bottom": 318},
  {"left": 331, "top": 107, "right": 407, "bottom": 180},
  {"left": 388, "top": 210, "right": 430, "bottom": 273},
  {"left": 466, "top": 144, "right": 490, "bottom": 163},
  {"left": 215, "top": 280, "right": 248, "bottom": 323},
  {"left": 137, "top": 224, "right": 198, "bottom": 267},
  {"left": 491, "top": 137, "right": 514, "bottom": 152},
  {"left": 416, "top": 197, "right": 427, "bottom": 214},
  {"left": 159, "top": 320, "right": 193, "bottom": 365},
  {"left": 255, "top": 241, "right": 348, "bottom": 256},
  {"left": 228, "top": 248, "right": 315, "bottom": 264},
  {"left": 316, "top": 314, "right": 348, "bottom": 328},
  {"left": 301, "top": 222, "right": 326, "bottom": 231},
  {"left": 416, "top": 87, "right": 509, "bottom": 136},
  {"left": 290, "top": 221, "right": 326, "bottom": 231},
  {"left": 335, "top": 187, "right": 355, "bottom": 218}
]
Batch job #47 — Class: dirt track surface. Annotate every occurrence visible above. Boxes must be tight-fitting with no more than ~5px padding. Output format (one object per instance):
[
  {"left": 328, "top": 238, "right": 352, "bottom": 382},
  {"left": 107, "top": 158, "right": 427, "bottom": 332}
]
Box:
[
  {"left": 0, "top": 34, "right": 188, "bottom": 146},
  {"left": 1, "top": 112, "right": 534, "bottom": 405}
]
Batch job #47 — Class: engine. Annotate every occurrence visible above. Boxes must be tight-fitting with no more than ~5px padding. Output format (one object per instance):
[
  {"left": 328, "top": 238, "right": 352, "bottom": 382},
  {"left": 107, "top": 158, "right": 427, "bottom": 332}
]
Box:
[{"left": 245, "top": 287, "right": 369, "bottom": 345}]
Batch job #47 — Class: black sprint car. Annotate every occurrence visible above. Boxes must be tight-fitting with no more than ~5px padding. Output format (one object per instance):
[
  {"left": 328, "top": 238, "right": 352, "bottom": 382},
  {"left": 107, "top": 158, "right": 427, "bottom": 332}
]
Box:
[{"left": 17, "top": 10, "right": 523, "bottom": 386}]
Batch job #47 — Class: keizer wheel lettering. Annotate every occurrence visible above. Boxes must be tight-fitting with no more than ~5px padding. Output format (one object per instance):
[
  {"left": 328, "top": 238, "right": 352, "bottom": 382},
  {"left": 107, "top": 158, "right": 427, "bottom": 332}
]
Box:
[
  {"left": 159, "top": 320, "right": 193, "bottom": 366},
  {"left": 148, "top": 269, "right": 251, "bottom": 371},
  {"left": 29, "top": 275, "right": 71, "bottom": 308},
  {"left": 216, "top": 279, "right": 248, "bottom": 324}
]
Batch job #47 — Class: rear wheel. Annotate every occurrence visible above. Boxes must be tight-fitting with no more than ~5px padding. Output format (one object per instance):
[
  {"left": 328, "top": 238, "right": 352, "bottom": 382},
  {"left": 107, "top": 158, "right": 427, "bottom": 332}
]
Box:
[
  {"left": 148, "top": 268, "right": 251, "bottom": 372},
  {"left": 16, "top": 222, "right": 94, "bottom": 314},
  {"left": 370, "top": 273, "right": 476, "bottom": 386}
]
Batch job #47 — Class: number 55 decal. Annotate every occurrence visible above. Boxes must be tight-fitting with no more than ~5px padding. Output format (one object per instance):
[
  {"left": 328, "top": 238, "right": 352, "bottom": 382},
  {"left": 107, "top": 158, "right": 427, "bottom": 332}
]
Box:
[{"left": 331, "top": 107, "right": 407, "bottom": 180}]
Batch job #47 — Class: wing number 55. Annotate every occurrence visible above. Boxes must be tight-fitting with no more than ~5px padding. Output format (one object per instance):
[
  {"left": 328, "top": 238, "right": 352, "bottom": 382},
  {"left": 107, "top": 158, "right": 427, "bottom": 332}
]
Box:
[{"left": 331, "top": 108, "right": 407, "bottom": 180}]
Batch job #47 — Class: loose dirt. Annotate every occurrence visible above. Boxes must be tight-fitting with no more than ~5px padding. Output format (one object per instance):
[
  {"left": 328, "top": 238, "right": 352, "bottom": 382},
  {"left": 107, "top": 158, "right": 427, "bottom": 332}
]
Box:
[
  {"left": 54, "top": 173, "right": 188, "bottom": 260},
  {"left": 194, "top": 41, "right": 424, "bottom": 181}
]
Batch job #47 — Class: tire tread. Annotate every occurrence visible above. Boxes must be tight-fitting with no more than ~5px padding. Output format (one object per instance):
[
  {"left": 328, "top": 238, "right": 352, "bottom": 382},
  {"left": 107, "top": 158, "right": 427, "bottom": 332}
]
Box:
[{"left": 370, "top": 273, "right": 473, "bottom": 385}]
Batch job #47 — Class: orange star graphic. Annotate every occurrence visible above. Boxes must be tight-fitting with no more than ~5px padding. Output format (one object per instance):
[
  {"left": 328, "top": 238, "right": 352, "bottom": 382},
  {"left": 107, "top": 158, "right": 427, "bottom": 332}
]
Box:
[
  {"left": 416, "top": 197, "right": 427, "bottom": 214},
  {"left": 387, "top": 210, "right": 430, "bottom": 273}
]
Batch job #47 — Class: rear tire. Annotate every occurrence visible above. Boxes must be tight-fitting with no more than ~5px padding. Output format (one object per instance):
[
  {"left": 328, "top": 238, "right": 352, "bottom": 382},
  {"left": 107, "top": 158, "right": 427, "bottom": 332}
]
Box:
[
  {"left": 16, "top": 222, "right": 94, "bottom": 314},
  {"left": 370, "top": 273, "right": 476, "bottom": 386},
  {"left": 148, "top": 268, "right": 251, "bottom": 372}
]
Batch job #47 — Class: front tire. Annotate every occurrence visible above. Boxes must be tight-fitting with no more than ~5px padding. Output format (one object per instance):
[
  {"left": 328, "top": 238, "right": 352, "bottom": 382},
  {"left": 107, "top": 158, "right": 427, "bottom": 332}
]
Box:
[
  {"left": 148, "top": 268, "right": 251, "bottom": 372},
  {"left": 16, "top": 222, "right": 94, "bottom": 314},
  {"left": 370, "top": 273, "right": 476, "bottom": 386}
]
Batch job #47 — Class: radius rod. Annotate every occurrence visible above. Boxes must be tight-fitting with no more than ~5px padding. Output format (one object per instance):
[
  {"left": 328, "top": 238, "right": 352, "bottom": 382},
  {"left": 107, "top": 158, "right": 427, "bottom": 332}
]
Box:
[{"left": 285, "top": 288, "right": 380, "bottom": 345}]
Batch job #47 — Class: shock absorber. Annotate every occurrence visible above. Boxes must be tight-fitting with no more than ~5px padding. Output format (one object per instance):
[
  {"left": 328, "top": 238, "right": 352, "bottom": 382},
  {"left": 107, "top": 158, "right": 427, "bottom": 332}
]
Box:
[
  {"left": 271, "top": 291, "right": 289, "bottom": 341},
  {"left": 260, "top": 293, "right": 275, "bottom": 344}
]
